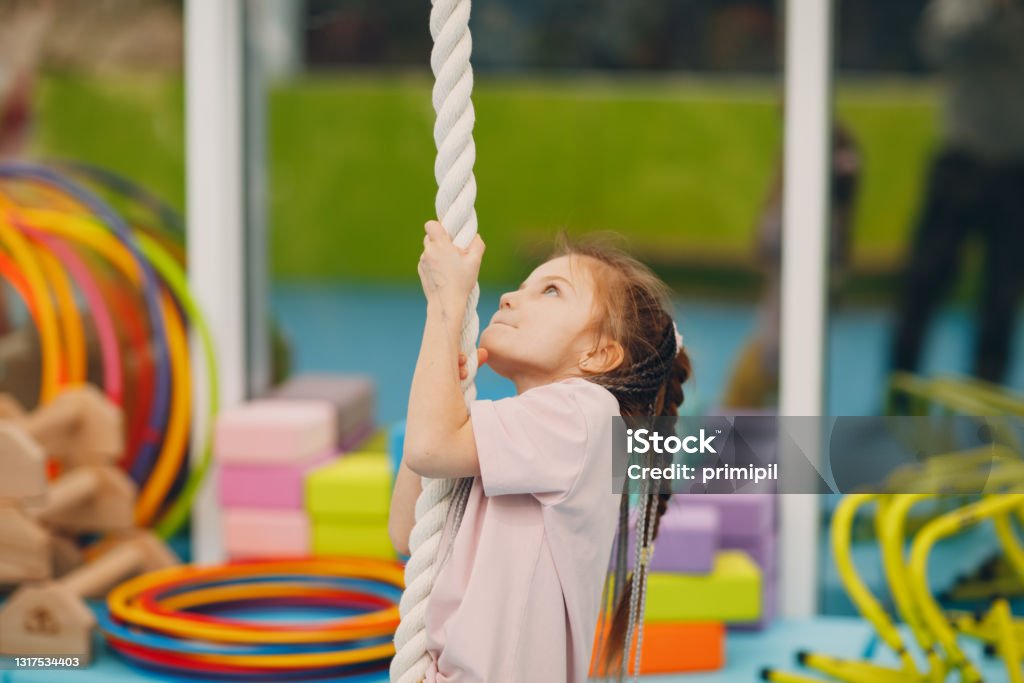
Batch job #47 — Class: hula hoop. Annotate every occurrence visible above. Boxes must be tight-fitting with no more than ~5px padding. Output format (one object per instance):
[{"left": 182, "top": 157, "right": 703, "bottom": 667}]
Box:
[
  {"left": 20, "top": 209, "right": 190, "bottom": 529},
  {"left": 0, "top": 211, "right": 63, "bottom": 402},
  {"left": 0, "top": 164, "right": 173, "bottom": 487},
  {"left": 28, "top": 230, "right": 124, "bottom": 403},
  {"left": 101, "top": 558, "right": 404, "bottom": 677},
  {"left": 0, "top": 250, "right": 39, "bottom": 333},
  {"left": 35, "top": 246, "right": 85, "bottom": 385},
  {"left": 0, "top": 163, "right": 218, "bottom": 538}
]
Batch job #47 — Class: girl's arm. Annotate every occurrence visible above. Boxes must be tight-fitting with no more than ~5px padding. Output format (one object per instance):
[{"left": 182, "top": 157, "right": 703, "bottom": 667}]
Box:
[
  {"left": 390, "top": 350, "right": 486, "bottom": 556},
  {"left": 402, "top": 220, "right": 485, "bottom": 479},
  {"left": 388, "top": 457, "right": 421, "bottom": 556}
]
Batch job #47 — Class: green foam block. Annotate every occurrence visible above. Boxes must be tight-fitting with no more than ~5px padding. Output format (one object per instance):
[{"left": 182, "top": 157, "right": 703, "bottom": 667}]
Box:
[
  {"left": 312, "top": 518, "right": 395, "bottom": 560},
  {"left": 306, "top": 451, "right": 391, "bottom": 522},
  {"left": 644, "top": 550, "right": 761, "bottom": 623}
]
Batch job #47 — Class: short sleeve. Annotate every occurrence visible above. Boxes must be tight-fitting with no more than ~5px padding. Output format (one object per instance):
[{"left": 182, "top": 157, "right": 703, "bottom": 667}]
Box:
[{"left": 470, "top": 382, "right": 593, "bottom": 504}]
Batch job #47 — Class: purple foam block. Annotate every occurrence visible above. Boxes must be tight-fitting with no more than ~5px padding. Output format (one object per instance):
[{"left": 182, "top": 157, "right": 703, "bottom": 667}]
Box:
[
  {"left": 722, "top": 530, "right": 777, "bottom": 576},
  {"left": 730, "top": 566, "right": 777, "bottom": 631},
  {"left": 622, "top": 504, "right": 720, "bottom": 574},
  {"left": 267, "top": 375, "right": 376, "bottom": 448},
  {"left": 338, "top": 421, "right": 376, "bottom": 453},
  {"left": 219, "top": 450, "right": 335, "bottom": 509},
  {"left": 673, "top": 494, "right": 775, "bottom": 540}
]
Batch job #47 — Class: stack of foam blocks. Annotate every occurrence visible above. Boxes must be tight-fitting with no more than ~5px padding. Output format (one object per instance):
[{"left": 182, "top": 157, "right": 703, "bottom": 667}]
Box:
[
  {"left": 217, "top": 375, "right": 394, "bottom": 561},
  {"left": 595, "top": 494, "right": 777, "bottom": 677}
]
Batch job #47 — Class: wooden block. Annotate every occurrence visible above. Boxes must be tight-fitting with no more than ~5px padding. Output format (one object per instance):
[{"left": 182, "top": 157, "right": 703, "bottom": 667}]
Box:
[
  {"left": 32, "top": 466, "right": 136, "bottom": 534},
  {"left": 311, "top": 519, "right": 394, "bottom": 560},
  {"left": 266, "top": 375, "right": 375, "bottom": 449},
  {"left": 643, "top": 551, "right": 761, "bottom": 622},
  {"left": 590, "top": 621, "right": 724, "bottom": 676},
  {"left": 223, "top": 508, "right": 310, "bottom": 559},
  {"left": 1, "top": 387, "right": 124, "bottom": 467},
  {"left": 0, "top": 507, "right": 52, "bottom": 584},
  {"left": 0, "top": 423, "right": 46, "bottom": 503},
  {"left": 215, "top": 400, "right": 334, "bottom": 463},
  {"left": 0, "top": 532, "right": 177, "bottom": 663},
  {"left": 219, "top": 450, "right": 334, "bottom": 509},
  {"left": 305, "top": 451, "right": 391, "bottom": 522}
]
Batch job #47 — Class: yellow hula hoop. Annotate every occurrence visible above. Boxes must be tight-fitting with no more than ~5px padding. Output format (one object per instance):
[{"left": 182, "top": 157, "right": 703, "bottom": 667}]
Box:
[
  {"left": 107, "top": 559, "right": 405, "bottom": 645},
  {"left": 4, "top": 178, "right": 87, "bottom": 387},
  {"left": 134, "top": 287, "right": 190, "bottom": 525},
  {"left": 14, "top": 207, "right": 191, "bottom": 521},
  {"left": 35, "top": 246, "right": 86, "bottom": 385},
  {"left": 0, "top": 211, "right": 63, "bottom": 403}
]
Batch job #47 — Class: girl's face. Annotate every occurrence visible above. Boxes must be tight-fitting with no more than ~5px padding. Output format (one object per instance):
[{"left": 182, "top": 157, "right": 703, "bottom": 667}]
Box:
[{"left": 481, "top": 255, "right": 618, "bottom": 393}]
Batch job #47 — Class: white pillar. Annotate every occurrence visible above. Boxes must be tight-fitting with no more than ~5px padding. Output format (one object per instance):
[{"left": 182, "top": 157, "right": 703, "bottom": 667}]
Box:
[
  {"left": 185, "top": 0, "right": 246, "bottom": 564},
  {"left": 779, "top": 0, "right": 833, "bottom": 618},
  {"left": 251, "top": 0, "right": 306, "bottom": 82}
]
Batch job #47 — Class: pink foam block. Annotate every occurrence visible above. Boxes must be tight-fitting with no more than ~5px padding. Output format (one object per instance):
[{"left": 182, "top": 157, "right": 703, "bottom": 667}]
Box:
[
  {"left": 219, "top": 450, "right": 335, "bottom": 509},
  {"left": 673, "top": 494, "right": 775, "bottom": 540},
  {"left": 215, "top": 400, "right": 335, "bottom": 463},
  {"left": 624, "top": 504, "right": 719, "bottom": 574},
  {"left": 223, "top": 508, "right": 311, "bottom": 558},
  {"left": 267, "top": 375, "right": 375, "bottom": 447}
]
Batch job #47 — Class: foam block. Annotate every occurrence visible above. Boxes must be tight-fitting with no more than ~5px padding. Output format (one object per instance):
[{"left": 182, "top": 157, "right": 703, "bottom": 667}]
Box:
[
  {"left": 350, "top": 427, "right": 388, "bottom": 454},
  {"left": 723, "top": 528, "right": 777, "bottom": 574},
  {"left": 590, "top": 621, "right": 724, "bottom": 676},
  {"left": 643, "top": 551, "right": 762, "bottom": 622},
  {"left": 312, "top": 519, "right": 395, "bottom": 560},
  {"left": 215, "top": 400, "right": 335, "bottom": 463},
  {"left": 223, "top": 508, "right": 310, "bottom": 558},
  {"left": 267, "top": 375, "right": 375, "bottom": 448},
  {"left": 306, "top": 451, "right": 391, "bottom": 522},
  {"left": 219, "top": 450, "right": 335, "bottom": 509},
  {"left": 624, "top": 504, "right": 719, "bottom": 574},
  {"left": 673, "top": 494, "right": 775, "bottom": 540},
  {"left": 731, "top": 568, "right": 777, "bottom": 631}
]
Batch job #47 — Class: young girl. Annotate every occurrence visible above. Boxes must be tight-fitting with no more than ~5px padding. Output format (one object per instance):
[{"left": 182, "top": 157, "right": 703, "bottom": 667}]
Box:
[{"left": 389, "top": 220, "right": 692, "bottom": 682}]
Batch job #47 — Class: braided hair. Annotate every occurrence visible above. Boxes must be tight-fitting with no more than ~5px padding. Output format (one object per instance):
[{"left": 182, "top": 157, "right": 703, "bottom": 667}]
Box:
[{"left": 548, "top": 232, "right": 693, "bottom": 682}]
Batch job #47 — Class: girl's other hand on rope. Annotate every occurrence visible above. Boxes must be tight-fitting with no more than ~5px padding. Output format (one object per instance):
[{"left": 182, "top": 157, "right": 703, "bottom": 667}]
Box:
[
  {"left": 418, "top": 219, "right": 485, "bottom": 310},
  {"left": 458, "top": 348, "right": 489, "bottom": 380}
]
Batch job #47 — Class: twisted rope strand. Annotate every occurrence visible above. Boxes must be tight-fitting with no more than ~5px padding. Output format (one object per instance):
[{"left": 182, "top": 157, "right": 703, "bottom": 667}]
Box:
[{"left": 391, "top": 1, "right": 479, "bottom": 681}]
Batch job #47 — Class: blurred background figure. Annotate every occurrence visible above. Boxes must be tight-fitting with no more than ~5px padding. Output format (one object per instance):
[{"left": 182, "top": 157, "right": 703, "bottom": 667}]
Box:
[
  {"left": 722, "top": 123, "right": 861, "bottom": 409},
  {"left": 890, "top": 0, "right": 1024, "bottom": 385},
  {"left": 0, "top": 0, "right": 52, "bottom": 159}
]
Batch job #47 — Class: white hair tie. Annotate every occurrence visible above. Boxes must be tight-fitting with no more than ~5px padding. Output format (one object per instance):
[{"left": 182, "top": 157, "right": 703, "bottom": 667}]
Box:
[{"left": 672, "top": 321, "right": 684, "bottom": 354}]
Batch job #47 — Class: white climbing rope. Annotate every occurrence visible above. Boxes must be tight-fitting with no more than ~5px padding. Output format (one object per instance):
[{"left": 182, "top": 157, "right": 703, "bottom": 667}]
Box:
[{"left": 390, "top": 0, "right": 479, "bottom": 681}]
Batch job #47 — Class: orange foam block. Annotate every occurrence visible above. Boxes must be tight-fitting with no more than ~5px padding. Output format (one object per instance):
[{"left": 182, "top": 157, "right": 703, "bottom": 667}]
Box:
[
  {"left": 589, "top": 621, "right": 724, "bottom": 676},
  {"left": 223, "top": 508, "right": 311, "bottom": 559}
]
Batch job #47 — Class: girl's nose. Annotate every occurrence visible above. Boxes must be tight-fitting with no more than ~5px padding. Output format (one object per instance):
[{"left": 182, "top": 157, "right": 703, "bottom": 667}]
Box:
[{"left": 499, "top": 291, "right": 514, "bottom": 309}]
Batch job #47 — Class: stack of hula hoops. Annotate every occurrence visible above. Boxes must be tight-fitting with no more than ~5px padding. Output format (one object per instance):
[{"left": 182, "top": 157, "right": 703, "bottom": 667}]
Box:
[
  {"left": 0, "top": 161, "right": 217, "bottom": 538},
  {"left": 98, "top": 558, "right": 405, "bottom": 680}
]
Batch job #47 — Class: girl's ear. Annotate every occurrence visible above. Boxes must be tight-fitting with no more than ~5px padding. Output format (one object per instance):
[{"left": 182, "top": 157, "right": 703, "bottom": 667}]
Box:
[{"left": 581, "top": 339, "right": 624, "bottom": 375}]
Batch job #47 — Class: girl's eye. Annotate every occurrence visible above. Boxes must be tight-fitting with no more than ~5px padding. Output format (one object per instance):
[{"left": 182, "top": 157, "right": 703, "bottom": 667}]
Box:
[{"left": 543, "top": 284, "right": 559, "bottom": 296}]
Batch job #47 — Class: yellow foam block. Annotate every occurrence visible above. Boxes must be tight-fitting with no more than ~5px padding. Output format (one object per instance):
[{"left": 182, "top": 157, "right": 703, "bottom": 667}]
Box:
[
  {"left": 644, "top": 551, "right": 761, "bottom": 623},
  {"left": 305, "top": 451, "right": 391, "bottom": 522},
  {"left": 312, "top": 518, "right": 395, "bottom": 560},
  {"left": 353, "top": 428, "right": 388, "bottom": 454}
]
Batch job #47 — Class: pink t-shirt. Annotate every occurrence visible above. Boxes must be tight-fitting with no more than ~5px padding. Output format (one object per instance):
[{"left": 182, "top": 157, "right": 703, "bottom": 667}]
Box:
[{"left": 422, "top": 377, "right": 622, "bottom": 683}]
